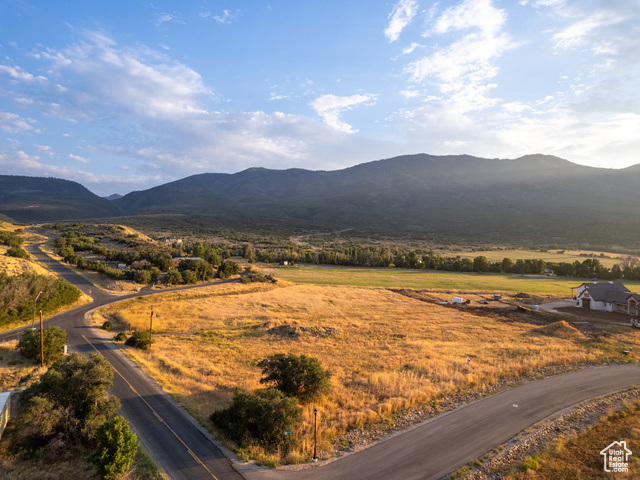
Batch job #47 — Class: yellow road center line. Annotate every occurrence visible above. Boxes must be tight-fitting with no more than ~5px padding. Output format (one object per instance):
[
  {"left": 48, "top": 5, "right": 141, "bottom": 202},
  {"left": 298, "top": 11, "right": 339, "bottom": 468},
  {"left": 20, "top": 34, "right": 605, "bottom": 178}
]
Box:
[{"left": 82, "top": 335, "right": 220, "bottom": 480}]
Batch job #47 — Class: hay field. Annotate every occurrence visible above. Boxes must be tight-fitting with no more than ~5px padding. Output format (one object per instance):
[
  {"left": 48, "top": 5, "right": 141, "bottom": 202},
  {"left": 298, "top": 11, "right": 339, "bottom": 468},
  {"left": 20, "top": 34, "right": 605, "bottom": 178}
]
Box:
[{"left": 97, "top": 282, "right": 637, "bottom": 460}]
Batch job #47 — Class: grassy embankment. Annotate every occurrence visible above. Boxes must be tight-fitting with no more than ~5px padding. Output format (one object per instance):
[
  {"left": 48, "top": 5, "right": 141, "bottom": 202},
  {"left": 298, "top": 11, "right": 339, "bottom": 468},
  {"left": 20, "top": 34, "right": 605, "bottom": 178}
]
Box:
[
  {"left": 96, "top": 278, "right": 640, "bottom": 464},
  {"left": 508, "top": 401, "right": 640, "bottom": 479}
]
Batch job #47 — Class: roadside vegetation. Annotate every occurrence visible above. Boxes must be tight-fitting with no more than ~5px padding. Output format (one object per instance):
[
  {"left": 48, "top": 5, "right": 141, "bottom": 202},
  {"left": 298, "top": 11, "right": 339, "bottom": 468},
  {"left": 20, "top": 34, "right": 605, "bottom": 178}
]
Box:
[
  {"left": 506, "top": 400, "right": 640, "bottom": 479},
  {"left": 97, "top": 282, "right": 640, "bottom": 464}
]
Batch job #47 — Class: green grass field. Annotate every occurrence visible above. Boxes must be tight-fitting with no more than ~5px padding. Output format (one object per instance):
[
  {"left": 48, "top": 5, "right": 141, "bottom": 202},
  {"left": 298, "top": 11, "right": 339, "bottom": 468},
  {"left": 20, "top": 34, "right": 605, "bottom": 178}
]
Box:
[
  {"left": 262, "top": 265, "right": 640, "bottom": 296},
  {"left": 447, "top": 248, "right": 628, "bottom": 268}
]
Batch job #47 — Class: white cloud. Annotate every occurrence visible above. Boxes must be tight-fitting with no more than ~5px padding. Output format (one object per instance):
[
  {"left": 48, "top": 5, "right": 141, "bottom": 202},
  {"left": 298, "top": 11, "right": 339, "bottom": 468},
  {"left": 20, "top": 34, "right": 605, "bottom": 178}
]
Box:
[
  {"left": 310, "top": 94, "right": 378, "bottom": 133},
  {"left": 34, "top": 144, "right": 54, "bottom": 156},
  {"left": 0, "top": 112, "right": 38, "bottom": 133},
  {"left": 69, "top": 153, "right": 89, "bottom": 163},
  {"left": 0, "top": 65, "right": 47, "bottom": 83},
  {"left": 385, "top": 0, "right": 419, "bottom": 42},
  {"left": 399, "top": 89, "right": 421, "bottom": 99},
  {"left": 0, "top": 151, "right": 148, "bottom": 185},
  {"left": 552, "top": 11, "right": 623, "bottom": 50},
  {"left": 154, "top": 13, "right": 177, "bottom": 27}
]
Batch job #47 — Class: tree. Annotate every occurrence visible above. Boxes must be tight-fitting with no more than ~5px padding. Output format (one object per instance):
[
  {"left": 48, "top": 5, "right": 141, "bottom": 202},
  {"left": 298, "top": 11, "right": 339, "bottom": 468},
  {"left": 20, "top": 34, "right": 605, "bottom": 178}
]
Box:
[
  {"left": 93, "top": 416, "right": 138, "bottom": 478},
  {"left": 211, "top": 388, "right": 301, "bottom": 451},
  {"left": 18, "top": 326, "right": 67, "bottom": 365},
  {"left": 258, "top": 353, "right": 331, "bottom": 403},
  {"left": 165, "top": 269, "right": 183, "bottom": 285},
  {"left": 500, "top": 257, "right": 514, "bottom": 273},
  {"left": 18, "top": 353, "right": 119, "bottom": 449},
  {"left": 217, "top": 260, "right": 240, "bottom": 279},
  {"left": 473, "top": 256, "right": 489, "bottom": 273}
]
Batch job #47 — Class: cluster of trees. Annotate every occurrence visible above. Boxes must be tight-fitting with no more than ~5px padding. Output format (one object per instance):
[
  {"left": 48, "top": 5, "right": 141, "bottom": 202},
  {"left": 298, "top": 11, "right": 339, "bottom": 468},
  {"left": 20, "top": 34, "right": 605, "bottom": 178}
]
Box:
[
  {"left": 0, "top": 272, "right": 81, "bottom": 329},
  {"left": 212, "top": 354, "right": 331, "bottom": 452},
  {"left": 242, "top": 242, "right": 640, "bottom": 281},
  {"left": 1, "top": 229, "right": 29, "bottom": 259},
  {"left": 15, "top": 353, "right": 138, "bottom": 478}
]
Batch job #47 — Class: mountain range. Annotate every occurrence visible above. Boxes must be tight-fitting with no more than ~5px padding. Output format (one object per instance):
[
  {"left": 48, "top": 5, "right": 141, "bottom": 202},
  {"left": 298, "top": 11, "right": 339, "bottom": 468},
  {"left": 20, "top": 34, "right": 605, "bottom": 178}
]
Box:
[{"left": 1, "top": 154, "right": 639, "bottom": 245}]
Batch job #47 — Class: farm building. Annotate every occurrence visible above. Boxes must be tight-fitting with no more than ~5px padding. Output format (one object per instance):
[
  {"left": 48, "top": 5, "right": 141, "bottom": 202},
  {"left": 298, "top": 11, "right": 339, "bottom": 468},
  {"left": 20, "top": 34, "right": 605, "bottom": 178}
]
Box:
[{"left": 574, "top": 281, "right": 640, "bottom": 314}]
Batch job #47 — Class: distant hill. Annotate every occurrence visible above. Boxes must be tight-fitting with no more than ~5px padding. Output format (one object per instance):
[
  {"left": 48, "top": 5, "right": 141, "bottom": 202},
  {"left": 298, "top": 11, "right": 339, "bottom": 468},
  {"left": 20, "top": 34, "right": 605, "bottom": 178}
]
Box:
[
  {"left": 0, "top": 175, "right": 122, "bottom": 222},
  {"left": 4, "top": 155, "right": 640, "bottom": 246},
  {"left": 114, "top": 154, "right": 640, "bottom": 245},
  {"left": 104, "top": 193, "right": 123, "bottom": 201}
]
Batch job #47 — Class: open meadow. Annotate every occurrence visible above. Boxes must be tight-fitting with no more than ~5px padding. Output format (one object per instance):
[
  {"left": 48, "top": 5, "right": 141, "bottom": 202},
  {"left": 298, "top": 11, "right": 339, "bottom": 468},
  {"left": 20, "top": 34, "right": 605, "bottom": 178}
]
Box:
[
  {"left": 96, "top": 281, "right": 640, "bottom": 463},
  {"left": 260, "top": 265, "right": 640, "bottom": 296}
]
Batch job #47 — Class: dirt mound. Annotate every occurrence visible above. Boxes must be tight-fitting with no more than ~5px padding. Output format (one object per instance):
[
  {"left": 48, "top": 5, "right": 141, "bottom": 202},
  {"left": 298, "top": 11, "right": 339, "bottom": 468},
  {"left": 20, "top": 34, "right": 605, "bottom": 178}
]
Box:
[
  {"left": 266, "top": 323, "right": 340, "bottom": 338},
  {"left": 532, "top": 321, "right": 585, "bottom": 340}
]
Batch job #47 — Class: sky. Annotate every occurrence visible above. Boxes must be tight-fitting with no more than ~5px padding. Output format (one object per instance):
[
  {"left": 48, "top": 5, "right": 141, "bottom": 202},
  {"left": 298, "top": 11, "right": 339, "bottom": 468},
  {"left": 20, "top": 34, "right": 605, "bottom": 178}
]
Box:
[{"left": 1, "top": 0, "right": 639, "bottom": 196}]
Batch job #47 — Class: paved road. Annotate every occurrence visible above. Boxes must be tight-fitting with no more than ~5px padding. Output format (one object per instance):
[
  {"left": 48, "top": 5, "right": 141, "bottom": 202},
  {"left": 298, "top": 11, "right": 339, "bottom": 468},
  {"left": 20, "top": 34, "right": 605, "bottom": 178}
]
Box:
[
  {"left": 6, "top": 246, "right": 640, "bottom": 480},
  {"left": 1, "top": 244, "right": 243, "bottom": 480},
  {"left": 245, "top": 364, "right": 640, "bottom": 480}
]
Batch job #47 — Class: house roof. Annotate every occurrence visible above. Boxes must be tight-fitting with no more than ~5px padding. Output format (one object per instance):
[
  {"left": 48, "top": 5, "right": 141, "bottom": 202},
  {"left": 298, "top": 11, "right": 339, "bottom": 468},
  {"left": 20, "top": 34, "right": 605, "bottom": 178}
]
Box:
[{"left": 579, "top": 282, "right": 632, "bottom": 303}]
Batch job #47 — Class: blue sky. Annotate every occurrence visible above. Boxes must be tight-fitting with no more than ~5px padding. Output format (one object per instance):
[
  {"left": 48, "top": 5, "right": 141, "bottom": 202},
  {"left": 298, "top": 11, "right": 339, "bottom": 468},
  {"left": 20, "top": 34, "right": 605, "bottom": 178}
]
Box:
[{"left": 1, "top": 0, "right": 639, "bottom": 195}]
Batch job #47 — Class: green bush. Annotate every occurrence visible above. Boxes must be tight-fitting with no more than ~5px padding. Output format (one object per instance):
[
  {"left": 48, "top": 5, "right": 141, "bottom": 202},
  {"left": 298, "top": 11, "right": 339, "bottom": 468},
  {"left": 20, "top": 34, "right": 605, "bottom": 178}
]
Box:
[
  {"left": 93, "top": 416, "right": 138, "bottom": 478},
  {"left": 258, "top": 353, "right": 331, "bottom": 403},
  {"left": 217, "top": 260, "right": 240, "bottom": 279},
  {"left": 211, "top": 388, "right": 301, "bottom": 451},
  {"left": 523, "top": 455, "right": 540, "bottom": 471},
  {"left": 101, "top": 321, "right": 113, "bottom": 331},
  {"left": 165, "top": 270, "right": 183, "bottom": 285},
  {"left": 125, "top": 330, "right": 153, "bottom": 350},
  {"left": 17, "top": 353, "right": 119, "bottom": 450},
  {"left": 114, "top": 332, "right": 128, "bottom": 342},
  {"left": 6, "top": 246, "right": 29, "bottom": 259},
  {"left": 17, "top": 326, "right": 67, "bottom": 365}
]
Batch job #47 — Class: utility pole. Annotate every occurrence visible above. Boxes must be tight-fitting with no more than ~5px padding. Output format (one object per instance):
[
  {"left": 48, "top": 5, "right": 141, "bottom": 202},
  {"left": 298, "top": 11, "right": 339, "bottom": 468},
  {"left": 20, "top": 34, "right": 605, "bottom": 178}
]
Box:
[
  {"left": 149, "top": 306, "right": 154, "bottom": 338},
  {"left": 33, "top": 290, "right": 43, "bottom": 329},
  {"left": 313, "top": 408, "right": 318, "bottom": 462},
  {"left": 40, "top": 310, "right": 44, "bottom": 368}
]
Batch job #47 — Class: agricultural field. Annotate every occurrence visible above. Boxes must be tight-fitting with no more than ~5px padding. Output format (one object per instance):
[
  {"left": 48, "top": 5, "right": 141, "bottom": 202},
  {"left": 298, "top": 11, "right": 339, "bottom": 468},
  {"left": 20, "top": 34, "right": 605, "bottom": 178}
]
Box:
[
  {"left": 261, "top": 265, "right": 640, "bottom": 296},
  {"left": 96, "top": 281, "right": 640, "bottom": 463},
  {"left": 447, "top": 248, "right": 630, "bottom": 269}
]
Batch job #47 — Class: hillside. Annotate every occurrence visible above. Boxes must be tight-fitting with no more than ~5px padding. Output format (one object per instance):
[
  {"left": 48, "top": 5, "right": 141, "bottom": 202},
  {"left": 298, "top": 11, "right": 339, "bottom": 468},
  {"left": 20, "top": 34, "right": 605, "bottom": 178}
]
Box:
[
  {"left": 0, "top": 175, "right": 122, "bottom": 222},
  {"left": 115, "top": 154, "right": 640, "bottom": 245}
]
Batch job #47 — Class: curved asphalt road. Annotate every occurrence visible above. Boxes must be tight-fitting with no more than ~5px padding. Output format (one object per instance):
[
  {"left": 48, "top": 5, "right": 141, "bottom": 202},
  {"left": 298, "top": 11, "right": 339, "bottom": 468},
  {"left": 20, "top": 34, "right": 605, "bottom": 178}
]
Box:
[
  {"left": 0, "top": 244, "right": 244, "bottom": 480},
  {"left": 4, "top": 245, "right": 640, "bottom": 480}
]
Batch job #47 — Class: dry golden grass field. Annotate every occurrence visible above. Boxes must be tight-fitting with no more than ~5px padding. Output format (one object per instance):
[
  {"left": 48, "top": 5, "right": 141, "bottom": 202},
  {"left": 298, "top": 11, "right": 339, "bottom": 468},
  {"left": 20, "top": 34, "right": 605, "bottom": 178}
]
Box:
[
  {"left": 97, "top": 281, "right": 640, "bottom": 463},
  {"left": 0, "top": 244, "right": 51, "bottom": 277}
]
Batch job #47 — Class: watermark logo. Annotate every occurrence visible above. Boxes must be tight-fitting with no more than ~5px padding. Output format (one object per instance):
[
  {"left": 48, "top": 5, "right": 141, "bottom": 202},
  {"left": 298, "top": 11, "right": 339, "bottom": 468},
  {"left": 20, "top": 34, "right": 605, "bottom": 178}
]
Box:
[{"left": 600, "top": 441, "right": 631, "bottom": 473}]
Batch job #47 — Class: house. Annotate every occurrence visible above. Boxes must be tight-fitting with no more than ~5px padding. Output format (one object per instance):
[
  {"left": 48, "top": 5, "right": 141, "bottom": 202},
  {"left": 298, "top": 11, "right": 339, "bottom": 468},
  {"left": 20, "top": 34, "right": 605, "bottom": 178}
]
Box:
[
  {"left": 600, "top": 440, "right": 631, "bottom": 472},
  {"left": 574, "top": 281, "right": 639, "bottom": 314},
  {"left": 0, "top": 392, "right": 10, "bottom": 441},
  {"left": 171, "top": 257, "right": 205, "bottom": 268}
]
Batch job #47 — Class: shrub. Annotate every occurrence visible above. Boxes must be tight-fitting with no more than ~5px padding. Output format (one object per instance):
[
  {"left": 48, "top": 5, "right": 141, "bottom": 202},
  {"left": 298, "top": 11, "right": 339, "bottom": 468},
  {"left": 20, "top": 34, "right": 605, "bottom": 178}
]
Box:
[
  {"left": 17, "top": 326, "right": 67, "bottom": 365},
  {"left": 258, "top": 353, "right": 331, "bottom": 403},
  {"left": 217, "top": 260, "right": 240, "bottom": 279},
  {"left": 101, "top": 321, "right": 113, "bottom": 331},
  {"left": 114, "top": 332, "right": 128, "bottom": 342},
  {"left": 6, "top": 246, "right": 29, "bottom": 259},
  {"left": 523, "top": 455, "right": 540, "bottom": 471},
  {"left": 93, "top": 416, "right": 138, "bottom": 478},
  {"left": 211, "top": 388, "right": 301, "bottom": 451},
  {"left": 17, "top": 353, "right": 119, "bottom": 450},
  {"left": 165, "top": 270, "right": 183, "bottom": 285},
  {"left": 125, "top": 330, "right": 153, "bottom": 350}
]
